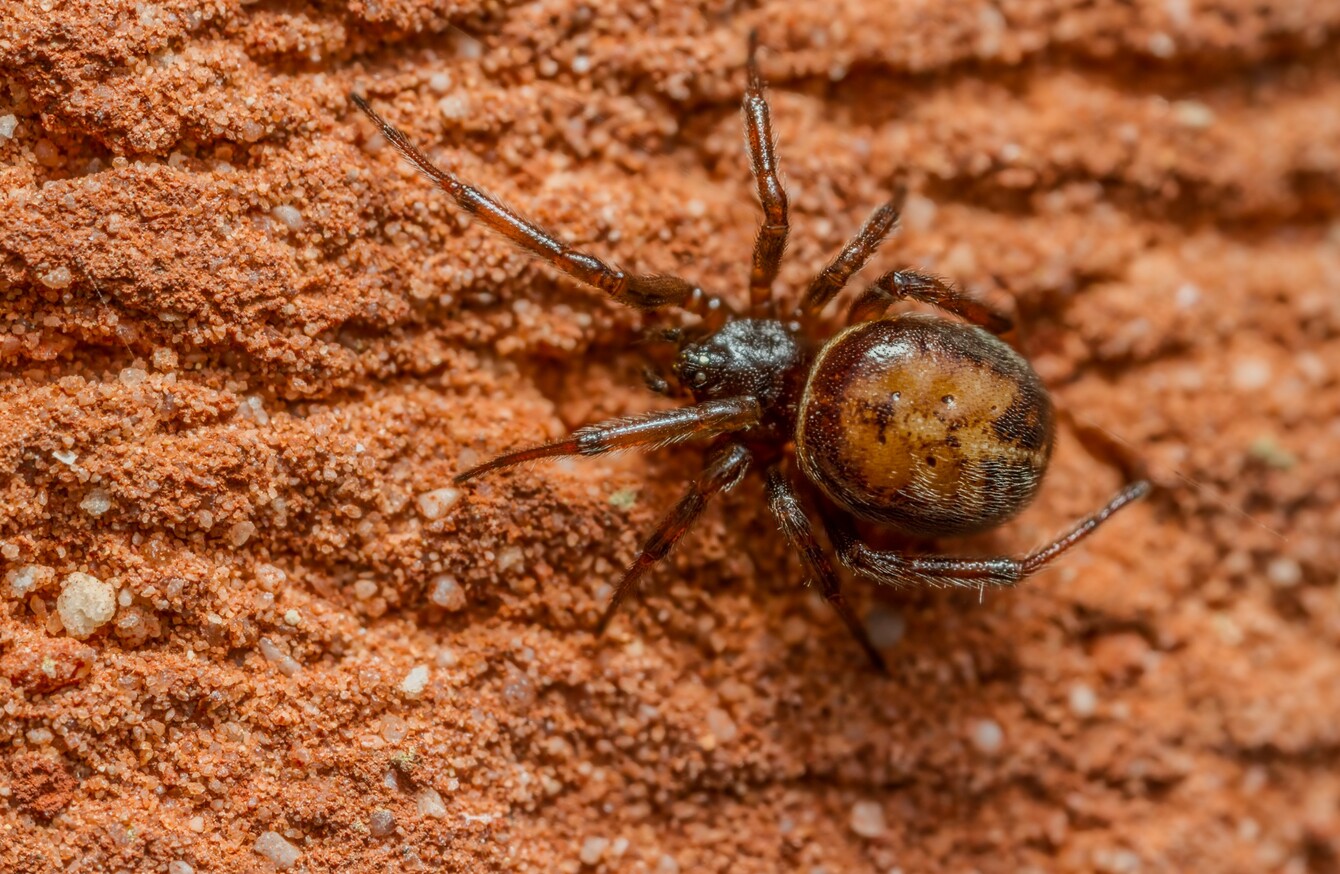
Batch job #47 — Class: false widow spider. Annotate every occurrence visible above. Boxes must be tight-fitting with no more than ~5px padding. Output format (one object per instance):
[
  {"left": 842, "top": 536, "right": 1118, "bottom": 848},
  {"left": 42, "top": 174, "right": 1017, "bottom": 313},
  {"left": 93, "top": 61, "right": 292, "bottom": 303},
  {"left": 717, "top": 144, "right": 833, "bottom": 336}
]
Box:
[{"left": 351, "top": 34, "right": 1149, "bottom": 671}]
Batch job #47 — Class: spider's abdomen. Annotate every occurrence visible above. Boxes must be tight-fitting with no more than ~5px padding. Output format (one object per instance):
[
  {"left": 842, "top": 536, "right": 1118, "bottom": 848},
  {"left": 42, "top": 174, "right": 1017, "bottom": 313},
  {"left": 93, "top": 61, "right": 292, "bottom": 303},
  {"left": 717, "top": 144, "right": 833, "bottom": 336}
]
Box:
[{"left": 796, "top": 314, "right": 1054, "bottom": 536}]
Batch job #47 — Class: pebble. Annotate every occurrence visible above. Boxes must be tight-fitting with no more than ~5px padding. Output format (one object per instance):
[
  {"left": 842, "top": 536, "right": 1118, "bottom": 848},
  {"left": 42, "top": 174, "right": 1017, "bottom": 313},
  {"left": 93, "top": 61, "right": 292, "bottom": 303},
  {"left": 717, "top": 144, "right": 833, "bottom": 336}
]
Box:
[
  {"left": 5, "top": 564, "right": 55, "bottom": 598},
  {"left": 57, "top": 572, "right": 117, "bottom": 638},
  {"left": 368, "top": 808, "right": 396, "bottom": 837},
  {"left": 849, "top": 799, "right": 887, "bottom": 838},
  {"left": 705, "top": 708, "right": 738, "bottom": 745},
  {"left": 400, "top": 665, "right": 430, "bottom": 698},
  {"left": 119, "top": 367, "right": 148, "bottom": 387},
  {"left": 501, "top": 661, "right": 536, "bottom": 712},
  {"left": 380, "top": 714, "right": 407, "bottom": 743},
  {"left": 1147, "top": 32, "right": 1176, "bottom": 58},
  {"left": 239, "top": 395, "right": 270, "bottom": 425},
  {"left": 969, "top": 719, "right": 1004, "bottom": 755},
  {"left": 902, "top": 193, "right": 937, "bottom": 231},
  {"left": 1068, "top": 683, "right": 1098, "bottom": 718},
  {"left": 415, "top": 787, "right": 447, "bottom": 818},
  {"left": 1266, "top": 557, "right": 1302, "bottom": 588},
  {"left": 608, "top": 487, "right": 638, "bottom": 509},
  {"left": 152, "top": 347, "right": 178, "bottom": 371},
  {"left": 0, "top": 113, "right": 16, "bottom": 139},
  {"left": 864, "top": 605, "right": 906, "bottom": 648},
  {"left": 230, "top": 521, "right": 256, "bottom": 546},
  {"left": 1093, "top": 847, "right": 1142, "bottom": 872},
  {"left": 1172, "top": 100, "right": 1215, "bottom": 129},
  {"left": 1231, "top": 358, "right": 1272, "bottom": 392},
  {"left": 255, "top": 563, "right": 287, "bottom": 590},
  {"left": 39, "top": 265, "right": 73, "bottom": 289},
  {"left": 1248, "top": 437, "right": 1296, "bottom": 470},
  {"left": 580, "top": 836, "right": 608, "bottom": 865},
  {"left": 429, "top": 575, "right": 466, "bottom": 610},
  {"left": 496, "top": 545, "right": 524, "bottom": 572},
  {"left": 416, "top": 487, "right": 461, "bottom": 520},
  {"left": 253, "top": 831, "right": 301, "bottom": 869},
  {"left": 438, "top": 95, "right": 471, "bottom": 121},
  {"left": 80, "top": 488, "right": 112, "bottom": 516},
  {"left": 1174, "top": 283, "right": 1201, "bottom": 309},
  {"left": 258, "top": 637, "right": 301, "bottom": 676},
  {"left": 271, "top": 204, "right": 304, "bottom": 231},
  {"left": 168, "top": 862, "right": 194, "bottom": 874},
  {"left": 976, "top": 5, "right": 1005, "bottom": 56}
]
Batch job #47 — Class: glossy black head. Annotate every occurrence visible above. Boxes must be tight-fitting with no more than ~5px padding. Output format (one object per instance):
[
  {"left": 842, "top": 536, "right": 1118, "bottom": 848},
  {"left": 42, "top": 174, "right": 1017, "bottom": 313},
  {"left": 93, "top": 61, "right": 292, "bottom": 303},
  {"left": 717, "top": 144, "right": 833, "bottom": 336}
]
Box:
[{"left": 674, "top": 318, "right": 809, "bottom": 433}]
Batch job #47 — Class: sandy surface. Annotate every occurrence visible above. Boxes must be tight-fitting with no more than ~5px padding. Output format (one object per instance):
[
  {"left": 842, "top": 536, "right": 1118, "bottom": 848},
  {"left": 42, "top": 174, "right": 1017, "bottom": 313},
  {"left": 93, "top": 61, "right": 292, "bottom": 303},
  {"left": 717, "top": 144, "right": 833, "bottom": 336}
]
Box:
[{"left": 2, "top": 1, "right": 1339, "bottom": 871}]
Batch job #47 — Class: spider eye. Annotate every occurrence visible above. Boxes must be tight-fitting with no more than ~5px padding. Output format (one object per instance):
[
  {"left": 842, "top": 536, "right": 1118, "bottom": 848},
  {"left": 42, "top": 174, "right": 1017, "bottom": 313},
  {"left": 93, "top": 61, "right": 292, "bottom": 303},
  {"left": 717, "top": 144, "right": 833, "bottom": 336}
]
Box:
[{"left": 692, "top": 371, "right": 708, "bottom": 386}]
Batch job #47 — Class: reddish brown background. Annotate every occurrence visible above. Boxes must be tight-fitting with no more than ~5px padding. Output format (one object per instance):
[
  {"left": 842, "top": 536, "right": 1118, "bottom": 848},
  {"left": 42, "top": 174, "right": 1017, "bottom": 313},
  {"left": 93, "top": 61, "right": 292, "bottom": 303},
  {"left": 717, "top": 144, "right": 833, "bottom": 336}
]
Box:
[{"left": 2, "top": 1, "right": 1339, "bottom": 871}]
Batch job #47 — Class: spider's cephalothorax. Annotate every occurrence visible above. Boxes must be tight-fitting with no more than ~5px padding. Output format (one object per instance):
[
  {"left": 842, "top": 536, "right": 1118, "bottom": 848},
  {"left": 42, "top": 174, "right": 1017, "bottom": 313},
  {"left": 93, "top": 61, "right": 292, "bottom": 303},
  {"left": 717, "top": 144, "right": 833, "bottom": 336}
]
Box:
[
  {"left": 675, "top": 318, "right": 809, "bottom": 439},
  {"left": 353, "top": 32, "right": 1148, "bottom": 672}
]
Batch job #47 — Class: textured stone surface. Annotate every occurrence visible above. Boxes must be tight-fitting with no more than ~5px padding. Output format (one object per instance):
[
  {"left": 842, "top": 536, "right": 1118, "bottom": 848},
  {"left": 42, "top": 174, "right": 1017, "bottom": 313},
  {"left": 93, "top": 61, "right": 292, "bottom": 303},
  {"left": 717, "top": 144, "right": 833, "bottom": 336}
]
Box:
[{"left": 1, "top": 1, "right": 1338, "bottom": 871}]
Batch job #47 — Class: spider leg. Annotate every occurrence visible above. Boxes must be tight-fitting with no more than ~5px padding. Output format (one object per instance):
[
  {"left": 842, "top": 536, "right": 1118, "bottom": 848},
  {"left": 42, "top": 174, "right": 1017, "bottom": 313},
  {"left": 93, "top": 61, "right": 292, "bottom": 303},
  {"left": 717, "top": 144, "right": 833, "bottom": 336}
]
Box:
[
  {"left": 800, "top": 187, "right": 907, "bottom": 319},
  {"left": 455, "top": 397, "right": 759, "bottom": 484},
  {"left": 826, "top": 481, "right": 1150, "bottom": 589},
  {"left": 596, "top": 443, "right": 752, "bottom": 634},
  {"left": 847, "top": 269, "right": 1013, "bottom": 334},
  {"left": 764, "top": 467, "right": 888, "bottom": 673},
  {"left": 352, "top": 95, "right": 729, "bottom": 319},
  {"left": 742, "top": 30, "right": 789, "bottom": 317}
]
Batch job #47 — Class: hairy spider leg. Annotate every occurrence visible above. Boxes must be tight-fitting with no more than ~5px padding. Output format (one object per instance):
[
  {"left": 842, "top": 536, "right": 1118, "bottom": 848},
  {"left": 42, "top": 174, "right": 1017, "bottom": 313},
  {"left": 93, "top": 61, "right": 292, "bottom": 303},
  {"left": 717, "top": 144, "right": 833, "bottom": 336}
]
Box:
[
  {"left": 596, "top": 443, "right": 752, "bottom": 634},
  {"left": 825, "top": 480, "right": 1150, "bottom": 589},
  {"left": 765, "top": 467, "right": 888, "bottom": 672},
  {"left": 453, "top": 397, "right": 761, "bottom": 484},
  {"left": 847, "top": 269, "right": 1014, "bottom": 334},
  {"left": 800, "top": 186, "right": 907, "bottom": 318},
  {"left": 742, "top": 30, "right": 789, "bottom": 318},
  {"left": 352, "top": 94, "right": 729, "bottom": 318}
]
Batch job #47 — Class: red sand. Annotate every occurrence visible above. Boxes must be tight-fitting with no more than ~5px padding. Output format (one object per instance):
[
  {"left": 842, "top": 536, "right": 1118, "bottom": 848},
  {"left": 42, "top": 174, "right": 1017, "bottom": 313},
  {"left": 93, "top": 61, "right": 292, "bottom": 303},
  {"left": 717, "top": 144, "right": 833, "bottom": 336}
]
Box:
[{"left": 2, "top": 2, "right": 1339, "bottom": 871}]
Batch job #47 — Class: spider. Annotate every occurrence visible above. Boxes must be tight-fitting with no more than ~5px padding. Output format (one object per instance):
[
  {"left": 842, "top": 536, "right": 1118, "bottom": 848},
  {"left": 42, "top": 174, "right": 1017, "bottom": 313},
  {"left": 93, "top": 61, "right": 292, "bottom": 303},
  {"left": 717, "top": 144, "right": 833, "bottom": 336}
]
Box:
[{"left": 351, "top": 34, "right": 1149, "bottom": 671}]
